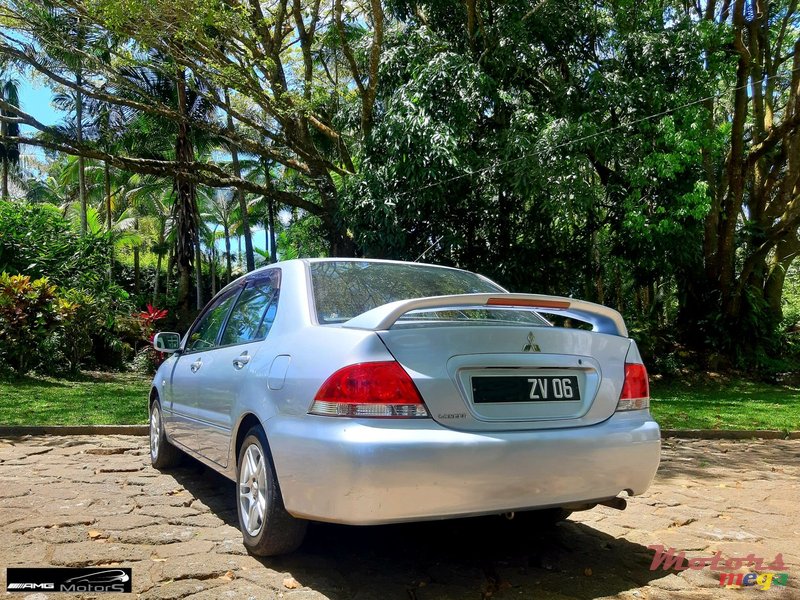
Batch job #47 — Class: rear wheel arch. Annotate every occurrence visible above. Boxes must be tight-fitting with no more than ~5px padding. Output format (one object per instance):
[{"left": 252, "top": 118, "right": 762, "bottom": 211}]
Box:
[
  {"left": 233, "top": 414, "right": 289, "bottom": 505},
  {"left": 234, "top": 413, "right": 267, "bottom": 465},
  {"left": 149, "top": 387, "right": 160, "bottom": 409},
  {"left": 234, "top": 417, "right": 307, "bottom": 555}
]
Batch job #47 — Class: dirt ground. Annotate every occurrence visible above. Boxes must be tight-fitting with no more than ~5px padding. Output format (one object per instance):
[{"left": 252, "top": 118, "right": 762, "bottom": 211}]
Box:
[{"left": 0, "top": 435, "right": 798, "bottom": 599}]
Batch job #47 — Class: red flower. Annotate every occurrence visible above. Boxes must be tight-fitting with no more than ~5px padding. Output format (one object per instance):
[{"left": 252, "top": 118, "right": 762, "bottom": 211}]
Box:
[{"left": 136, "top": 304, "right": 168, "bottom": 324}]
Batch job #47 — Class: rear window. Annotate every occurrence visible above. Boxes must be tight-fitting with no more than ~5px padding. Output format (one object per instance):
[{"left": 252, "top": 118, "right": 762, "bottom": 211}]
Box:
[{"left": 310, "top": 261, "right": 547, "bottom": 326}]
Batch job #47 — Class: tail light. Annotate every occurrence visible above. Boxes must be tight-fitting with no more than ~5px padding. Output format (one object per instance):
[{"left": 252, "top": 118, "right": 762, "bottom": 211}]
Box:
[
  {"left": 310, "top": 361, "right": 429, "bottom": 418},
  {"left": 616, "top": 363, "right": 650, "bottom": 411}
]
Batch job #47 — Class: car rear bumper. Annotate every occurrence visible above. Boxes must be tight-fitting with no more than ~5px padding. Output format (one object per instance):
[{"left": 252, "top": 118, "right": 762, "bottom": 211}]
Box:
[{"left": 266, "top": 410, "right": 661, "bottom": 525}]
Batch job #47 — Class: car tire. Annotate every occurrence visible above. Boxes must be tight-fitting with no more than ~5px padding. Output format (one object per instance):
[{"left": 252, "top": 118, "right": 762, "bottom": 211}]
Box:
[
  {"left": 236, "top": 426, "right": 307, "bottom": 556},
  {"left": 149, "top": 399, "right": 182, "bottom": 469}
]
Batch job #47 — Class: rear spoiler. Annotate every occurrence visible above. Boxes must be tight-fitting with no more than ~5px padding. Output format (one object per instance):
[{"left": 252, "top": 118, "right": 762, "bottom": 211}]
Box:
[{"left": 342, "top": 293, "right": 628, "bottom": 337}]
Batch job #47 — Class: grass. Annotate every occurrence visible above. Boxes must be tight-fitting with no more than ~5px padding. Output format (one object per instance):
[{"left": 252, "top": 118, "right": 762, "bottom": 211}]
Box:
[
  {"left": 650, "top": 376, "right": 800, "bottom": 431},
  {"left": 0, "top": 371, "right": 797, "bottom": 431},
  {"left": 0, "top": 371, "right": 150, "bottom": 426}
]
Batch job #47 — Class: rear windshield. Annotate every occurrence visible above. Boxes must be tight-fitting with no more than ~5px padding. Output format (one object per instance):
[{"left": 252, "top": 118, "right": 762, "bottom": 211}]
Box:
[{"left": 310, "top": 261, "right": 548, "bottom": 326}]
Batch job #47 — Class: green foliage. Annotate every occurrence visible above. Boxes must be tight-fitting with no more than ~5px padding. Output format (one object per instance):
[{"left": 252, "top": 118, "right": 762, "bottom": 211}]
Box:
[
  {"left": 0, "top": 272, "right": 119, "bottom": 375},
  {"left": 277, "top": 213, "right": 329, "bottom": 259},
  {"left": 0, "top": 200, "right": 114, "bottom": 293},
  {"left": 49, "top": 288, "right": 102, "bottom": 373},
  {"left": 0, "top": 201, "right": 137, "bottom": 371},
  {"left": 1, "top": 0, "right": 799, "bottom": 375},
  {"left": 344, "top": 5, "right": 718, "bottom": 307},
  {"left": 0, "top": 273, "right": 64, "bottom": 373}
]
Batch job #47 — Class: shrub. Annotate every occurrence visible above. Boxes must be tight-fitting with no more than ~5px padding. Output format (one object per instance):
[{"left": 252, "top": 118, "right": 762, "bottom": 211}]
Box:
[
  {"left": 131, "top": 347, "right": 160, "bottom": 375},
  {"left": 49, "top": 289, "right": 99, "bottom": 374},
  {"left": 130, "top": 304, "right": 169, "bottom": 374},
  {"left": 0, "top": 200, "right": 111, "bottom": 292},
  {"left": 0, "top": 273, "right": 64, "bottom": 374}
]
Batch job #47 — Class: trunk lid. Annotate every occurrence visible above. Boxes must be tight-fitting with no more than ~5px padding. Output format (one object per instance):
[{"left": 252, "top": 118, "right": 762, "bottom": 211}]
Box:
[{"left": 377, "top": 325, "right": 632, "bottom": 432}]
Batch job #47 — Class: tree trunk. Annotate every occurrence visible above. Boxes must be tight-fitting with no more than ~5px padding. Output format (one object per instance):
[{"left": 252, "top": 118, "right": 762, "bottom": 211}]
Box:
[
  {"left": 75, "top": 75, "right": 88, "bottom": 235},
  {"left": 195, "top": 234, "right": 203, "bottom": 310},
  {"left": 173, "top": 71, "right": 199, "bottom": 324},
  {"left": 225, "top": 89, "right": 254, "bottom": 272},
  {"left": 315, "top": 168, "right": 354, "bottom": 256},
  {"left": 261, "top": 157, "right": 278, "bottom": 263},
  {"left": 104, "top": 161, "right": 112, "bottom": 229},
  {"left": 153, "top": 252, "right": 162, "bottom": 304},
  {"left": 165, "top": 245, "right": 173, "bottom": 298},
  {"left": 105, "top": 160, "right": 113, "bottom": 281},
  {"left": 224, "top": 222, "right": 232, "bottom": 283},
  {"left": 153, "top": 218, "right": 166, "bottom": 304},
  {"left": 1, "top": 156, "right": 7, "bottom": 200},
  {"left": 765, "top": 232, "right": 800, "bottom": 324},
  {"left": 133, "top": 216, "right": 140, "bottom": 295},
  {"left": 210, "top": 245, "right": 217, "bottom": 296}
]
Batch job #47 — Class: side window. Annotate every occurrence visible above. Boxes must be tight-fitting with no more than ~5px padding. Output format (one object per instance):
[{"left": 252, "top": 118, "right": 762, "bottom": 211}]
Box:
[
  {"left": 186, "top": 289, "right": 239, "bottom": 352},
  {"left": 220, "top": 271, "right": 281, "bottom": 346}
]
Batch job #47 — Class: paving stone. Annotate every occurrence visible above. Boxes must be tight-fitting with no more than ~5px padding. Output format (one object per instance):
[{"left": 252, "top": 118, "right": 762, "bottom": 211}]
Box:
[
  {"left": 215, "top": 538, "right": 248, "bottom": 555},
  {"left": 140, "top": 578, "right": 224, "bottom": 600},
  {"left": 29, "top": 524, "right": 92, "bottom": 544},
  {"left": 150, "top": 539, "right": 215, "bottom": 559},
  {"left": 94, "top": 513, "right": 158, "bottom": 531},
  {"left": 1, "top": 541, "right": 52, "bottom": 566},
  {"left": 137, "top": 505, "right": 201, "bottom": 519},
  {"left": 11, "top": 514, "right": 97, "bottom": 532},
  {"left": 0, "top": 435, "right": 797, "bottom": 600},
  {"left": 182, "top": 580, "right": 278, "bottom": 599},
  {"left": 50, "top": 541, "right": 149, "bottom": 565},
  {"left": 649, "top": 573, "right": 693, "bottom": 590},
  {"left": 134, "top": 493, "right": 193, "bottom": 508},
  {"left": 109, "top": 524, "right": 200, "bottom": 545},
  {"left": 159, "top": 554, "right": 243, "bottom": 581}
]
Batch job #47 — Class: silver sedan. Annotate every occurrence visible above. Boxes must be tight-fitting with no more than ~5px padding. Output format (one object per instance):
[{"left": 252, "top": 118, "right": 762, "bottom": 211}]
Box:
[{"left": 150, "top": 258, "right": 661, "bottom": 555}]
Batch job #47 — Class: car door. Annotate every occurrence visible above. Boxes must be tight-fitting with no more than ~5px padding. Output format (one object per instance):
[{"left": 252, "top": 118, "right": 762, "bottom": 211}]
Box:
[
  {"left": 165, "top": 286, "right": 241, "bottom": 450},
  {"left": 194, "top": 270, "right": 281, "bottom": 468}
]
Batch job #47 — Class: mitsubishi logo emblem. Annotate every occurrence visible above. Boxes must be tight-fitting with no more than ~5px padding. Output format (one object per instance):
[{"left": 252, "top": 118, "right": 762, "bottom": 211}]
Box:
[{"left": 523, "top": 331, "right": 540, "bottom": 352}]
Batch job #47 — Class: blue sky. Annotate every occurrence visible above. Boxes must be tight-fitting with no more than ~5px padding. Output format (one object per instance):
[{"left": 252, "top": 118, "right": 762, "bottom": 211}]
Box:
[{"left": 17, "top": 77, "right": 61, "bottom": 128}]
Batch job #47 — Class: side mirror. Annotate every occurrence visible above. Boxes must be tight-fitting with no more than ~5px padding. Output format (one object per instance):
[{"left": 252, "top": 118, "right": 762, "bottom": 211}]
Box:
[{"left": 153, "top": 332, "right": 182, "bottom": 353}]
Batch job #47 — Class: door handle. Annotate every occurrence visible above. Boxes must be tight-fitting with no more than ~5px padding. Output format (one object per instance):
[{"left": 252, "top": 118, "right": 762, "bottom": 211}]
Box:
[
  {"left": 232, "top": 352, "right": 251, "bottom": 370},
  {"left": 190, "top": 359, "right": 203, "bottom": 373}
]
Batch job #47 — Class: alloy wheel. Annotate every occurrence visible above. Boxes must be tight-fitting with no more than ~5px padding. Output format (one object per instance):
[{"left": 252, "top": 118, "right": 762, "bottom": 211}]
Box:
[
  {"left": 238, "top": 443, "right": 268, "bottom": 536},
  {"left": 150, "top": 404, "right": 161, "bottom": 461}
]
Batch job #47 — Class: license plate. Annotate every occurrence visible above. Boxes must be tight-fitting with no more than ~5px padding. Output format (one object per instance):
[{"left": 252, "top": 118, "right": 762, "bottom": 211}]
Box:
[{"left": 471, "top": 375, "right": 580, "bottom": 403}]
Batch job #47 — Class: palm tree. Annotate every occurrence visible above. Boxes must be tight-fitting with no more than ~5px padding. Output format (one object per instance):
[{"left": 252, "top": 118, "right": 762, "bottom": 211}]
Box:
[
  {"left": 26, "top": 174, "right": 71, "bottom": 206},
  {"left": 242, "top": 156, "right": 279, "bottom": 263},
  {"left": 119, "top": 173, "right": 172, "bottom": 296},
  {"left": 114, "top": 61, "right": 220, "bottom": 322},
  {"left": 224, "top": 88, "right": 255, "bottom": 272},
  {"left": 203, "top": 189, "right": 237, "bottom": 283},
  {"left": 0, "top": 78, "right": 21, "bottom": 200}
]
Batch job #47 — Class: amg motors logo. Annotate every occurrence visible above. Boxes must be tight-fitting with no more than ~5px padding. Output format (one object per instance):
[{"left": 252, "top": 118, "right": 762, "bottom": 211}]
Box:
[{"left": 6, "top": 567, "right": 132, "bottom": 593}]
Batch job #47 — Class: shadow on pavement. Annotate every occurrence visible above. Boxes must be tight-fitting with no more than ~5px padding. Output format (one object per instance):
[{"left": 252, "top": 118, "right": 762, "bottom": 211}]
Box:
[
  {"left": 171, "top": 456, "right": 671, "bottom": 599},
  {"left": 656, "top": 438, "right": 800, "bottom": 481}
]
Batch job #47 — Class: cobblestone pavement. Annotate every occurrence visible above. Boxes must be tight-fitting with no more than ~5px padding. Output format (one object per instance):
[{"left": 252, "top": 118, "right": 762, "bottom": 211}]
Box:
[{"left": 0, "top": 436, "right": 798, "bottom": 600}]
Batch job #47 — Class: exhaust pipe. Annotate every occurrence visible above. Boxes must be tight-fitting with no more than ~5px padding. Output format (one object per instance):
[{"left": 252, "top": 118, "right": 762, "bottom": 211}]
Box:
[{"left": 599, "top": 496, "right": 627, "bottom": 511}]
